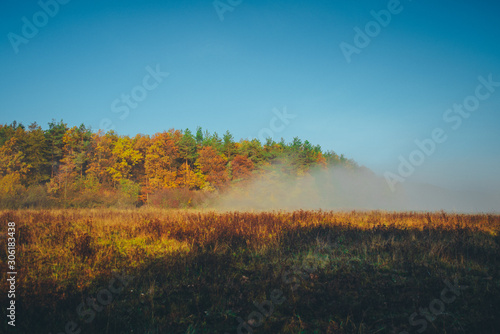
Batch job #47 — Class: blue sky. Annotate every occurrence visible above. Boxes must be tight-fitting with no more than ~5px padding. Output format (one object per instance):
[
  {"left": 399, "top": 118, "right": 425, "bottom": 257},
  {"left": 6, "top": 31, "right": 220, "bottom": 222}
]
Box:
[{"left": 1, "top": 0, "right": 499, "bottom": 195}]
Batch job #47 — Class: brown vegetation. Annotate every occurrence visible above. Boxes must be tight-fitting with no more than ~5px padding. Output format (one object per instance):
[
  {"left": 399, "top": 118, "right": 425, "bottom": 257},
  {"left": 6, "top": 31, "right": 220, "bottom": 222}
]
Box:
[{"left": 0, "top": 209, "right": 499, "bottom": 333}]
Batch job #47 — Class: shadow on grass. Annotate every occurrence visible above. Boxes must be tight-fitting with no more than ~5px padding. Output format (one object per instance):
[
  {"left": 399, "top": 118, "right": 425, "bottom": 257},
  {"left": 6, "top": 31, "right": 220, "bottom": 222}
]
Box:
[{"left": 3, "top": 223, "right": 499, "bottom": 334}]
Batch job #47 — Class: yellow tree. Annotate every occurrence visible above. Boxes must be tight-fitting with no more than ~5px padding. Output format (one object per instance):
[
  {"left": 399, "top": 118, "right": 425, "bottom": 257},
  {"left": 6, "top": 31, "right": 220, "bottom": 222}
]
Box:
[
  {"left": 145, "top": 131, "right": 179, "bottom": 191},
  {"left": 87, "top": 131, "right": 116, "bottom": 186},
  {"left": 0, "top": 137, "right": 30, "bottom": 196},
  {"left": 107, "top": 136, "right": 142, "bottom": 184},
  {"left": 176, "top": 161, "right": 207, "bottom": 189}
]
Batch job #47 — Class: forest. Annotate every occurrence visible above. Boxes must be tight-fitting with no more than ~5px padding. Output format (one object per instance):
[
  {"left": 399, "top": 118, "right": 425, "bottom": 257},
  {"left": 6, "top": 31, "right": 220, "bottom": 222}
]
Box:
[{"left": 0, "top": 120, "right": 357, "bottom": 208}]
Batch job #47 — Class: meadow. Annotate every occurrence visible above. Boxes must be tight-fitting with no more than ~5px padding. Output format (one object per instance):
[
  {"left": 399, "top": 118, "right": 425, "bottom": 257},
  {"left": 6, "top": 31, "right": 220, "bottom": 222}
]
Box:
[{"left": 1, "top": 209, "right": 499, "bottom": 333}]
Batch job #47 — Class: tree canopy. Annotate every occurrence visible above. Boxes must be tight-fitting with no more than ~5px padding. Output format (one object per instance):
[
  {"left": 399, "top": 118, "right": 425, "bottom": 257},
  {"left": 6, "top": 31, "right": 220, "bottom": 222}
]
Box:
[{"left": 0, "top": 120, "right": 358, "bottom": 208}]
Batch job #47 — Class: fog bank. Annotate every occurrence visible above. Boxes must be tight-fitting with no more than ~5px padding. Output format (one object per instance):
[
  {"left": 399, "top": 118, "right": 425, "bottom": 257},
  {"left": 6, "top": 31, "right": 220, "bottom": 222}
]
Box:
[{"left": 215, "top": 166, "right": 500, "bottom": 213}]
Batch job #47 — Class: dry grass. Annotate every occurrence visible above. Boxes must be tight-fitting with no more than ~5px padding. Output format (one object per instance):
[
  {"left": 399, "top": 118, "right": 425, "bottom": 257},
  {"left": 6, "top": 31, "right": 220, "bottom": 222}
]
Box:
[{"left": 0, "top": 209, "right": 499, "bottom": 333}]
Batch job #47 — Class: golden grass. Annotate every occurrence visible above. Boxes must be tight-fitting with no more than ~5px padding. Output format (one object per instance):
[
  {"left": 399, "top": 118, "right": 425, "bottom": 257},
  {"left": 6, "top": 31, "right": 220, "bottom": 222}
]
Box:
[{"left": 0, "top": 209, "right": 499, "bottom": 333}]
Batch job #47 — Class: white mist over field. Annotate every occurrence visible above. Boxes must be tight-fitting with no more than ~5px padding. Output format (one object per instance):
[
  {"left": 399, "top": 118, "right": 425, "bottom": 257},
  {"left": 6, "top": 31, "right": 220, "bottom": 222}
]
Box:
[{"left": 215, "top": 166, "right": 500, "bottom": 213}]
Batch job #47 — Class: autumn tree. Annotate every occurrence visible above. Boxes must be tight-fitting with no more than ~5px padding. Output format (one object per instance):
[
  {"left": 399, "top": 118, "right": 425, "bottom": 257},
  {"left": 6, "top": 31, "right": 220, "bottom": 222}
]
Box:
[
  {"left": 315, "top": 151, "right": 327, "bottom": 168},
  {"left": 0, "top": 119, "right": 359, "bottom": 207},
  {"left": 176, "top": 161, "right": 207, "bottom": 189},
  {"left": 0, "top": 136, "right": 30, "bottom": 196},
  {"left": 46, "top": 125, "right": 91, "bottom": 204},
  {"left": 231, "top": 154, "right": 254, "bottom": 181},
  {"left": 196, "top": 146, "right": 228, "bottom": 190},
  {"left": 87, "top": 131, "right": 117, "bottom": 186},
  {"left": 145, "top": 131, "right": 179, "bottom": 191},
  {"left": 107, "top": 136, "right": 142, "bottom": 184}
]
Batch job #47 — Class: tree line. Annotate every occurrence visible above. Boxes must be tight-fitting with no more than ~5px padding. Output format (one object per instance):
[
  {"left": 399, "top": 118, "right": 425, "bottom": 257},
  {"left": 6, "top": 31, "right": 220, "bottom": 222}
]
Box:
[{"left": 0, "top": 120, "right": 357, "bottom": 208}]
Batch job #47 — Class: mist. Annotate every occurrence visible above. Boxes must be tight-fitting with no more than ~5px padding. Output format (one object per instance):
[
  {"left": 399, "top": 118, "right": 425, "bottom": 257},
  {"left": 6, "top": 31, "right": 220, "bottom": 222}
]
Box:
[{"left": 215, "top": 165, "right": 500, "bottom": 213}]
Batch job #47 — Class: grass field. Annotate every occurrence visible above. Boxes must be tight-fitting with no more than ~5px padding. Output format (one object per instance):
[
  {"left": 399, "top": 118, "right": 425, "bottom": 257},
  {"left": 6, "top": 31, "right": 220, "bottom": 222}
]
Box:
[{"left": 1, "top": 209, "right": 499, "bottom": 333}]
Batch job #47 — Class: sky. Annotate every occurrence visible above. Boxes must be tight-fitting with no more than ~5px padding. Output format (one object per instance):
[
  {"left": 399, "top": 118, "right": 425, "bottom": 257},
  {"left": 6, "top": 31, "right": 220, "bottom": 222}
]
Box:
[{"left": 1, "top": 0, "right": 499, "bottom": 197}]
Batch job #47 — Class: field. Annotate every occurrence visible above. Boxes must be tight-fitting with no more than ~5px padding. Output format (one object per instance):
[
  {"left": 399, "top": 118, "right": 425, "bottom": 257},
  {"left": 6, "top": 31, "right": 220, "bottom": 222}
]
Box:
[{"left": 1, "top": 209, "right": 499, "bottom": 334}]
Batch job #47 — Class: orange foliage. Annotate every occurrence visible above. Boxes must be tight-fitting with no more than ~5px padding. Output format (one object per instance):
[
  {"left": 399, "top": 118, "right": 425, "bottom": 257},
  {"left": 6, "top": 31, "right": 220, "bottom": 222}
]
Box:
[
  {"left": 196, "top": 146, "right": 228, "bottom": 189},
  {"left": 231, "top": 154, "right": 254, "bottom": 180},
  {"left": 316, "top": 151, "right": 327, "bottom": 168}
]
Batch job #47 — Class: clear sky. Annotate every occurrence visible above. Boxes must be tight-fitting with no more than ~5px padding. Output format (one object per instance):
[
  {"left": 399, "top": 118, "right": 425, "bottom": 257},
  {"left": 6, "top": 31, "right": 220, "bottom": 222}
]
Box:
[{"left": 1, "top": 0, "right": 499, "bottom": 195}]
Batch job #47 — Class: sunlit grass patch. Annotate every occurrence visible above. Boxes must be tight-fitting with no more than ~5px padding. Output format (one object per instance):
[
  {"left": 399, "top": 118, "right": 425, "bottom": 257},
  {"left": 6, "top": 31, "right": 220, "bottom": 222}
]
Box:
[{"left": 102, "top": 235, "right": 191, "bottom": 266}]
